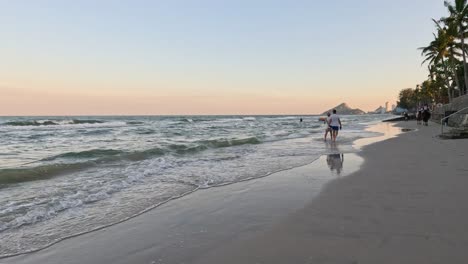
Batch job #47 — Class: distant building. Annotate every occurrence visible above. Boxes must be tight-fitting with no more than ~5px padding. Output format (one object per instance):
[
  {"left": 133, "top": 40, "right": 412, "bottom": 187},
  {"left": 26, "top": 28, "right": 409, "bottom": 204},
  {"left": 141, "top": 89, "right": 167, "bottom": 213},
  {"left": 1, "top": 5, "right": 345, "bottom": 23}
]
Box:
[
  {"left": 391, "top": 104, "right": 396, "bottom": 111},
  {"left": 385, "top": 102, "right": 389, "bottom": 112}
]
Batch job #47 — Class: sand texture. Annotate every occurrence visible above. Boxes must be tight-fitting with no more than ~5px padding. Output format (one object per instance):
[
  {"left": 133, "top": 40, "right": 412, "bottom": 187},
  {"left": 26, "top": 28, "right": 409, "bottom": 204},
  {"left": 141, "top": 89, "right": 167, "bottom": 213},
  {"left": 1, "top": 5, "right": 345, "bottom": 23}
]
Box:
[{"left": 3, "top": 121, "right": 468, "bottom": 264}]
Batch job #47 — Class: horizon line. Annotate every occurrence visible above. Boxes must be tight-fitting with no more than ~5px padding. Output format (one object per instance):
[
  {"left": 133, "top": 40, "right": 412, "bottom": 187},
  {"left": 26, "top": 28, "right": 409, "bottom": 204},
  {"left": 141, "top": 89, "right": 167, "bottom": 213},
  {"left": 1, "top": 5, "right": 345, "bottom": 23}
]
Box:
[{"left": 0, "top": 113, "right": 392, "bottom": 117}]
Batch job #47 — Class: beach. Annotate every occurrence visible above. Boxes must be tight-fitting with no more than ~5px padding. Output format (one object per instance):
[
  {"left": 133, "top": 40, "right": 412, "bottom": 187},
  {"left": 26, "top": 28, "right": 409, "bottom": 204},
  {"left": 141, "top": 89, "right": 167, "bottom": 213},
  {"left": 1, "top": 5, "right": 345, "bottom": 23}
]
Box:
[
  {"left": 4, "top": 0, "right": 468, "bottom": 263},
  {"left": 2, "top": 121, "right": 468, "bottom": 264},
  {"left": 0, "top": 115, "right": 384, "bottom": 257}
]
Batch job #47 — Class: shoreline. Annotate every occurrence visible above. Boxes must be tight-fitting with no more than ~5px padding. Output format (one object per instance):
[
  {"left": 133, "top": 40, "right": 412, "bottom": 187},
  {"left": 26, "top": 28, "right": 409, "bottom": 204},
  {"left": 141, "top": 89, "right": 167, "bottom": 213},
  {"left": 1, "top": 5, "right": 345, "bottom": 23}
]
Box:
[
  {"left": 2, "top": 122, "right": 444, "bottom": 264},
  {"left": 1, "top": 154, "right": 366, "bottom": 264},
  {"left": 0, "top": 154, "right": 326, "bottom": 260},
  {"left": 0, "top": 121, "right": 393, "bottom": 260},
  {"left": 195, "top": 121, "right": 468, "bottom": 263}
]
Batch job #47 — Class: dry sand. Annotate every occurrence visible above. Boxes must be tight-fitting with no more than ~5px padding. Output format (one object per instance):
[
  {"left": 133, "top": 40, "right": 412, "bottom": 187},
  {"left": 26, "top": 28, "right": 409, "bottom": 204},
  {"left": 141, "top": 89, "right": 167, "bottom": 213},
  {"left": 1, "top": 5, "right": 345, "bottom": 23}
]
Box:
[{"left": 2, "top": 121, "right": 468, "bottom": 264}]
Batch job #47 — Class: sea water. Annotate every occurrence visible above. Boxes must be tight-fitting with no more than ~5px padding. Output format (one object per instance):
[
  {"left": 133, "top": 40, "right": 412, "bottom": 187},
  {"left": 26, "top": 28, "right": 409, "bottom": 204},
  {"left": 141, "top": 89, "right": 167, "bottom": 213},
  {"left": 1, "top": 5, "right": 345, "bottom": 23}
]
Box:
[{"left": 0, "top": 114, "right": 391, "bottom": 257}]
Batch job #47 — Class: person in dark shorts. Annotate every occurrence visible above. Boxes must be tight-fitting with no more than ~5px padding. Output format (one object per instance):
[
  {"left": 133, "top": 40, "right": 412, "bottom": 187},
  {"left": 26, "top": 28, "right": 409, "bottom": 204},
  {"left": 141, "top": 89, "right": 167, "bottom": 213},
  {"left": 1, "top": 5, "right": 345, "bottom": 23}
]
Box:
[
  {"left": 327, "top": 109, "right": 342, "bottom": 142},
  {"left": 422, "top": 105, "right": 431, "bottom": 126}
]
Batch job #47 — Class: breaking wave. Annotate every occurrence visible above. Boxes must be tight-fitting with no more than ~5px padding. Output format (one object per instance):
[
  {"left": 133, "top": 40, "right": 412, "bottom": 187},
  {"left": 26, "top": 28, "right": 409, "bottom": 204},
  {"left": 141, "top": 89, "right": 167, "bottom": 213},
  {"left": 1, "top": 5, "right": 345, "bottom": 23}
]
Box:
[
  {"left": 0, "top": 136, "right": 263, "bottom": 185},
  {"left": 2, "top": 119, "right": 105, "bottom": 127}
]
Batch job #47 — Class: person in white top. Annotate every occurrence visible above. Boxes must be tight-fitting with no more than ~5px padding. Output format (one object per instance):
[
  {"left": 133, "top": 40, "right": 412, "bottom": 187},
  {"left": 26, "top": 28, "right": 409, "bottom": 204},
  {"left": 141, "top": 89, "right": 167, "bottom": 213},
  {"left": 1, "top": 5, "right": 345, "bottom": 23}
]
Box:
[
  {"left": 327, "top": 109, "right": 342, "bottom": 142},
  {"left": 324, "top": 112, "right": 332, "bottom": 140}
]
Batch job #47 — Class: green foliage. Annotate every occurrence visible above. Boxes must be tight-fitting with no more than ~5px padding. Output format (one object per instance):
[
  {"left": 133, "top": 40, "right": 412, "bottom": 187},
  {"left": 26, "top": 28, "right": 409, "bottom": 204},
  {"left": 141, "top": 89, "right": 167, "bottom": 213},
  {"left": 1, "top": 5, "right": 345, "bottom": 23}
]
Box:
[
  {"left": 397, "top": 88, "right": 416, "bottom": 109},
  {"left": 397, "top": 78, "right": 450, "bottom": 110},
  {"left": 401, "top": 0, "right": 468, "bottom": 107}
]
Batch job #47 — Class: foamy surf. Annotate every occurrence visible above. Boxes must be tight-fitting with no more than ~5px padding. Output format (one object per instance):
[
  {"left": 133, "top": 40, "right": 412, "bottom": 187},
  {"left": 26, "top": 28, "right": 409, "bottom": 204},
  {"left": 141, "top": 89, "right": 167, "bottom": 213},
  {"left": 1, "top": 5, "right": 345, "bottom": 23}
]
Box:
[{"left": 0, "top": 114, "right": 392, "bottom": 258}]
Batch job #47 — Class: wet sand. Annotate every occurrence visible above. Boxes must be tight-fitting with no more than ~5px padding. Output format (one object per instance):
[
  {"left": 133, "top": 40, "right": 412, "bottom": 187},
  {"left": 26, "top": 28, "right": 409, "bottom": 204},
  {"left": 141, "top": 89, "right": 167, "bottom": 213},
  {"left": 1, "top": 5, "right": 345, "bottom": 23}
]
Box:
[{"left": 3, "top": 121, "right": 468, "bottom": 264}]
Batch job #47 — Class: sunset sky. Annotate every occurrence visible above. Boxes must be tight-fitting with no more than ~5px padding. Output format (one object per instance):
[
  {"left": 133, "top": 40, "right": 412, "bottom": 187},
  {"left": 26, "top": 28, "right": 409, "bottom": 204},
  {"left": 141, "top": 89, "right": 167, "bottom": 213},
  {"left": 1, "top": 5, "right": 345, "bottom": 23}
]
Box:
[{"left": 0, "top": 0, "right": 446, "bottom": 115}]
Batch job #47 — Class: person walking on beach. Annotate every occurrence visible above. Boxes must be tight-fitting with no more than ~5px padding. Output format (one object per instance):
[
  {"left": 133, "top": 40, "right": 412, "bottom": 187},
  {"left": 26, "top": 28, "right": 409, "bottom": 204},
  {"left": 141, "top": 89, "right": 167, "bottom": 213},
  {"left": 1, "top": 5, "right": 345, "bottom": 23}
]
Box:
[
  {"left": 416, "top": 108, "right": 422, "bottom": 125},
  {"left": 328, "top": 109, "right": 342, "bottom": 142},
  {"left": 324, "top": 112, "right": 332, "bottom": 141},
  {"left": 422, "top": 105, "right": 431, "bottom": 126}
]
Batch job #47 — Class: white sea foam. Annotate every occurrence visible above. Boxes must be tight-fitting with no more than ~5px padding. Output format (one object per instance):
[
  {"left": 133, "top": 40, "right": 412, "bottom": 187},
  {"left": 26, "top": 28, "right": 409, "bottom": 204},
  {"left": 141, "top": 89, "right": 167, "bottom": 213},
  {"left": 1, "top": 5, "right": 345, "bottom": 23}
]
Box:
[{"left": 0, "top": 114, "right": 393, "bottom": 257}]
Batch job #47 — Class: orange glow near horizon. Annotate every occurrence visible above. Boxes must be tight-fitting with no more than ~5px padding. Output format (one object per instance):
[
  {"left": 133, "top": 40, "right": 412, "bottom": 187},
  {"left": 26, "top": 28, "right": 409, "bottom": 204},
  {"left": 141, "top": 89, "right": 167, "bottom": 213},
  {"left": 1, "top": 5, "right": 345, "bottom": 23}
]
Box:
[
  {"left": 1, "top": 85, "right": 397, "bottom": 116},
  {"left": 0, "top": 1, "right": 445, "bottom": 116}
]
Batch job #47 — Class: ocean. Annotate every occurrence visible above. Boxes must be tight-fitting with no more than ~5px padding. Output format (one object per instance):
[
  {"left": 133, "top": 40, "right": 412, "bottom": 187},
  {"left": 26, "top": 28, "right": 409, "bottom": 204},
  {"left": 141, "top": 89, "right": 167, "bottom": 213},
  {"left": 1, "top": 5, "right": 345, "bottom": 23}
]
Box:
[{"left": 0, "top": 114, "right": 391, "bottom": 257}]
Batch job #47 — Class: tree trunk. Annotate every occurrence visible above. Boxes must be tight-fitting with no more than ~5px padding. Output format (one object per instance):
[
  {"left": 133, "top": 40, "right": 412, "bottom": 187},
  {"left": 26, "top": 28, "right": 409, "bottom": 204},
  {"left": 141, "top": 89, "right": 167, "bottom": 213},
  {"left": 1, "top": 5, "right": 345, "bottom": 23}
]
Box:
[
  {"left": 461, "top": 29, "right": 468, "bottom": 95},
  {"left": 451, "top": 58, "right": 462, "bottom": 97},
  {"left": 443, "top": 61, "right": 453, "bottom": 102},
  {"left": 447, "top": 81, "right": 453, "bottom": 102}
]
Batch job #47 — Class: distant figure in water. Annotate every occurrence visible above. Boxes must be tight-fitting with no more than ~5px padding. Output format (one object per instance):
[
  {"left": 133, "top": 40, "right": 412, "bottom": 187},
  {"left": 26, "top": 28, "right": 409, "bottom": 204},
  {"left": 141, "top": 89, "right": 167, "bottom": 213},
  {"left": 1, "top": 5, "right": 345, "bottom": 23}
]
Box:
[
  {"left": 328, "top": 109, "right": 342, "bottom": 142},
  {"left": 324, "top": 112, "right": 332, "bottom": 141},
  {"left": 300, "top": 117, "right": 303, "bottom": 123}
]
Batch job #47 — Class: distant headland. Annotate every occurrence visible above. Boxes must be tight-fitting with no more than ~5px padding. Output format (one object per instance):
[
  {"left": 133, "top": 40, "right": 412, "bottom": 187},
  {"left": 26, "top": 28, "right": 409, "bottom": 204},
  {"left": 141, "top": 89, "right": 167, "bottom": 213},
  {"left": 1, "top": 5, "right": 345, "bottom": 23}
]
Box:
[{"left": 321, "top": 103, "right": 366, "bottom": 115}]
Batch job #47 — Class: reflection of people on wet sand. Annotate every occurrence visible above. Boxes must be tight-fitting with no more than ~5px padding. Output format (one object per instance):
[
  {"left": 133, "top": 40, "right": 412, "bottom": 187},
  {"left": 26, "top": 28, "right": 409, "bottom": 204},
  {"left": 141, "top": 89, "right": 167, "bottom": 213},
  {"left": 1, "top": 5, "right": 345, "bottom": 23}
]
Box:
[{"left": 326, "top": 153, "right": 344, "bottom": 175}]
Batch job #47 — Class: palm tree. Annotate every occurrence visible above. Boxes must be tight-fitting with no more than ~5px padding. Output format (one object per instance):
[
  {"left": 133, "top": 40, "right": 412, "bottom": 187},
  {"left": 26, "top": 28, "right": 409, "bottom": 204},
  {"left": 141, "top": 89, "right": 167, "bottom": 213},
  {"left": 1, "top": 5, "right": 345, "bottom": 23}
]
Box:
[
  {"left": 420, "top": 19, "right": 465, "bottom": 100},
  {"left": 443, "top": 0, "right": 468, "bottom": 95},
  {"left": 430, "top": 63, "right": 451, "bottom": 103},
  {"left": 420, "top": 22, "right": 457, "bottom": 101},
  {"left": 443, "top": 19, "right": 464, "bottom": 97}
]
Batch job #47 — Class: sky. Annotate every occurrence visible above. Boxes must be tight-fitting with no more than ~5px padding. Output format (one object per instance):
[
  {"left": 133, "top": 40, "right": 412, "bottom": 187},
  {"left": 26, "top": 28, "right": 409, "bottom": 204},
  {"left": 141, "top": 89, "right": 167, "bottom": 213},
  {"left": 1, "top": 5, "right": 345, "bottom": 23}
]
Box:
[{"left": 0, "top": 0, "right": 448, "bottom": 115}]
